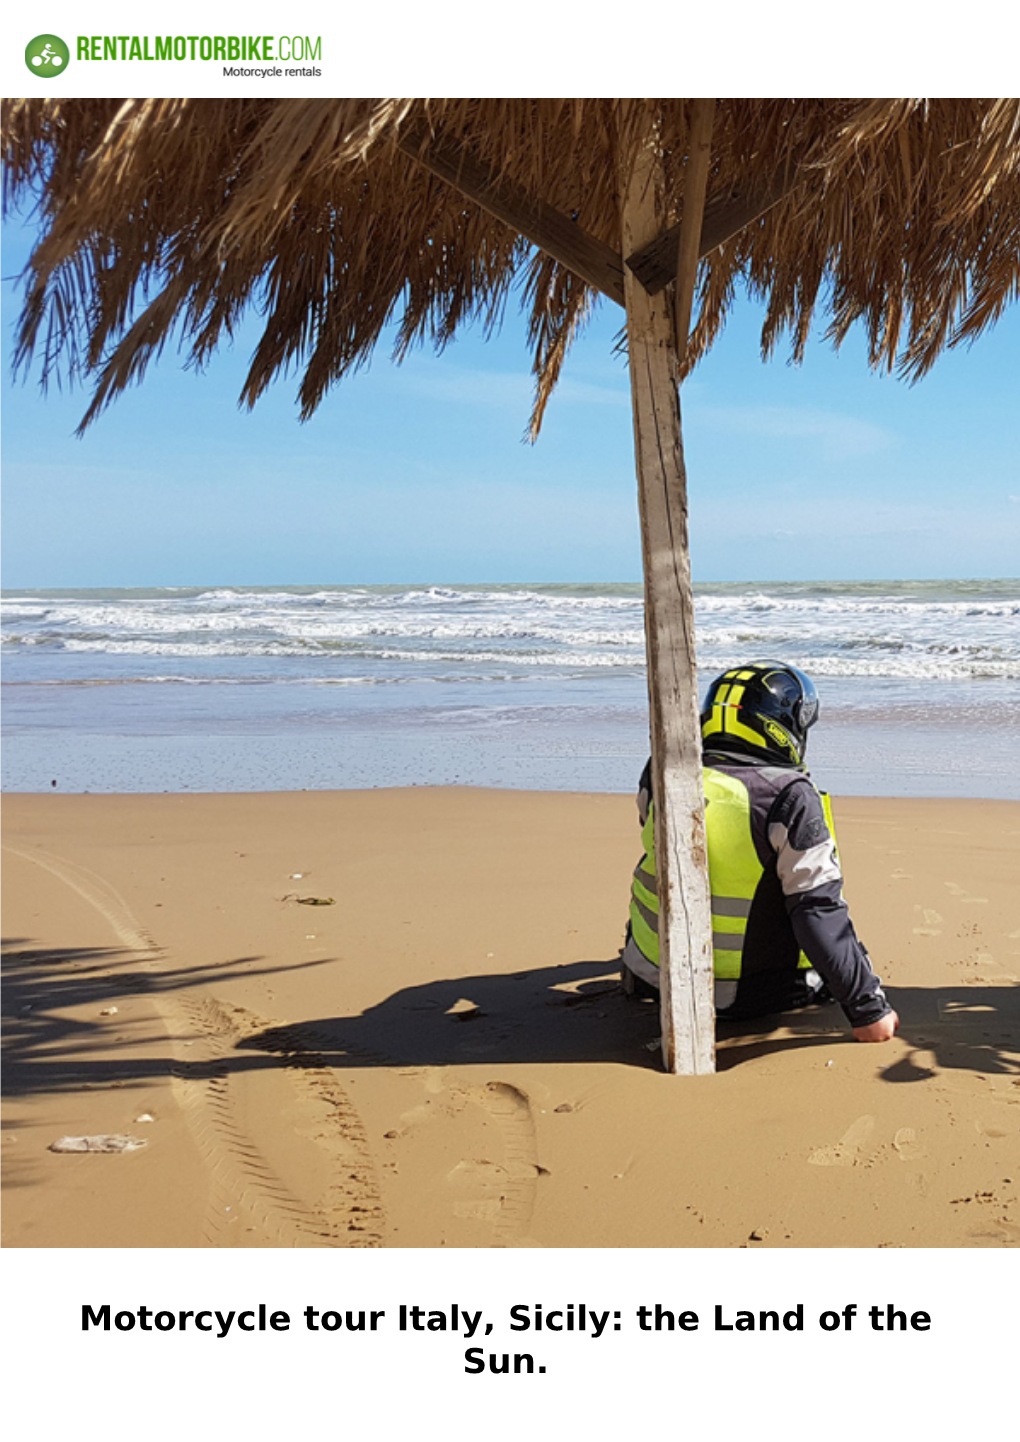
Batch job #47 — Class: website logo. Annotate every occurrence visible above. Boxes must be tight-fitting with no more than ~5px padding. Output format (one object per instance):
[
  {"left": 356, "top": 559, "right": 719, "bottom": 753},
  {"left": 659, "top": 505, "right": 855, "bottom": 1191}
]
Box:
[{"left": 25, "top": 34, "right": 70, "bottom": 75}]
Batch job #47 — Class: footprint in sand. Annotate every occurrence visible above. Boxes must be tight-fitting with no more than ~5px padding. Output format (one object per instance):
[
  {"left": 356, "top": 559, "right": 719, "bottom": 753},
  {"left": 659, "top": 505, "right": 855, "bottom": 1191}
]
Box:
[
  {"left": 808, "top": 1115, "right": 875, "bottom": 1167},
  {"left": 892, "top": 1126, "right": 927, "bottom": 1161},
  {"left": 448, "top": 1159, "right": 511, "bottom": 1221},
  {"left": 974, "top": 1120, "right": 1011, "bottom": 1139},
  {"left": 913, "top": 907, "right": 944, "bottom": 937},
  {"left": 444, "top": 1081, "right": 544, "bottom": 1246},
  {"left": 944, "top": 881, "right": 989, "bottom": 904}
]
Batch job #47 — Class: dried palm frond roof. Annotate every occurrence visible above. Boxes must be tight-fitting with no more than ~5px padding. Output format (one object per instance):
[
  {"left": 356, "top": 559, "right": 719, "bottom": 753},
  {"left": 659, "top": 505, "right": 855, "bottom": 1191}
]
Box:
[{"left": 3, "top": 97, "right": 1019, "bottom": 434}]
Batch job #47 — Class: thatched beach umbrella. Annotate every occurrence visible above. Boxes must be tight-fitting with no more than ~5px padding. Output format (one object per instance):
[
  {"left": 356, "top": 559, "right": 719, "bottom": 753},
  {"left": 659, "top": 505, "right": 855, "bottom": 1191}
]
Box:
[{"left": 4, "top": 97, "right": 1019, "bottom": 1073}]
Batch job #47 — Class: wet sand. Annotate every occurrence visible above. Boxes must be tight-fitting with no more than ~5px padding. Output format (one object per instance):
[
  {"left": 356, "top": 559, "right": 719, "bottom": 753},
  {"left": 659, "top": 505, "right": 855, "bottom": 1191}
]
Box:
[{"left": 2, "top": 788, "right": 1018, "bottom": 1247}]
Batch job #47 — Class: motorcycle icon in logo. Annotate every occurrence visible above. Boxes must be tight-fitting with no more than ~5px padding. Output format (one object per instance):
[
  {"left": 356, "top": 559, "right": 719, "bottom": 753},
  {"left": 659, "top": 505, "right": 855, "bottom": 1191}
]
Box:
[{"left": 25, "top": 34, "right": 70, "bottom": 76}]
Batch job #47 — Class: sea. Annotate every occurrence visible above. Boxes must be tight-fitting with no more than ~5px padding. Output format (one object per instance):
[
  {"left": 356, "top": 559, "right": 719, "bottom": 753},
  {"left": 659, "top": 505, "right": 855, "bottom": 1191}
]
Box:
[{"left": 2, "top": 580, "right": 1018, "bottom": 798}]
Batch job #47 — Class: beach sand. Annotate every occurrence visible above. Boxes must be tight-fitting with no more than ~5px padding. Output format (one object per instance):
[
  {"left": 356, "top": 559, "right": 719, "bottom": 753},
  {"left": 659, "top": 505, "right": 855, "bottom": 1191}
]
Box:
[{"left": 2, "top": 788, "right": 1018, "bottom": 1248}]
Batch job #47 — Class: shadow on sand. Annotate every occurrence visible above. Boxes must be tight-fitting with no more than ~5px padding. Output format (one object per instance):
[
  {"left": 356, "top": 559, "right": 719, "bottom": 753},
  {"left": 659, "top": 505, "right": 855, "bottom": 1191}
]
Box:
[
  {"left": 4, "top": 936, "right": 1016, "bottom": 1103},
  {"left": 246, "top": 967, "right": 1020, "bottom": 1080},
  {"left": 0, "top": 938, "right": 330, "bottom": 1101}
]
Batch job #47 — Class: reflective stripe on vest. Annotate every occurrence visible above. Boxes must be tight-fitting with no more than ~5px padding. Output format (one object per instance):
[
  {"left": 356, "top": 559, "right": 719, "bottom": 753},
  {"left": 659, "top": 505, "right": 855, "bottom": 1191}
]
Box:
[{"left": 627, "top": 768, "right": 838, "bottom": 979}]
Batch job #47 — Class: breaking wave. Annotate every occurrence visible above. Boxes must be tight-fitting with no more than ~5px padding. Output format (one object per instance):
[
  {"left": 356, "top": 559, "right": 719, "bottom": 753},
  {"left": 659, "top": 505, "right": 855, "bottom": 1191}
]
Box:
[{"left": 3, "top": 580, "right": 1018, "bottom": 683}]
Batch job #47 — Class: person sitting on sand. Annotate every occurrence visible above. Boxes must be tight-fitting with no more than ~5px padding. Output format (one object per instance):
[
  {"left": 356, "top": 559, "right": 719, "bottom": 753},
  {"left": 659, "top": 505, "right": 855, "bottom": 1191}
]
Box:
[{"left": 621, "top": 661, "right": 899, "bottom": 1042}]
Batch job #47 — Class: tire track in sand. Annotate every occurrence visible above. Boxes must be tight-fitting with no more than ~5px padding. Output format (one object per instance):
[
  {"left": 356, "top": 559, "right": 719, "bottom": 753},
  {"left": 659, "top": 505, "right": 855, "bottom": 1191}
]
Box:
[
  {"left": 4, "top": 842, "right": 384, "bottom": 1248},
  {"left": 257, "top": 1020, "right": 544, "bottom": 1244}
]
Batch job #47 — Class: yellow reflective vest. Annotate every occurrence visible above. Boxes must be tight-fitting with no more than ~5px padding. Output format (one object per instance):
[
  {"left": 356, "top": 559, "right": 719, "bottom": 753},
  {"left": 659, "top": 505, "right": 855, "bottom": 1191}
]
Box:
[{"left": 628, "top": 765, "right": 838, "bottom": 978}]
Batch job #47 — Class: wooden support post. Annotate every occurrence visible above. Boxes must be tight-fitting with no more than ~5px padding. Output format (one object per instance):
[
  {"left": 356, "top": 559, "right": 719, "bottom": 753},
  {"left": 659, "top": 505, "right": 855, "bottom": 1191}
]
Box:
[{"left": 621, "top": 114, "right": 715, "bottom": 1075}]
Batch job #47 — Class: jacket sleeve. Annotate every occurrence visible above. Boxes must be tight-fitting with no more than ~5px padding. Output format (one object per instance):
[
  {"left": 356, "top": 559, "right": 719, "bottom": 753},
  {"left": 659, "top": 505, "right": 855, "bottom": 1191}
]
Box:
[{"left": 767, "top": 780, "right": 892, "bottom": 1029}]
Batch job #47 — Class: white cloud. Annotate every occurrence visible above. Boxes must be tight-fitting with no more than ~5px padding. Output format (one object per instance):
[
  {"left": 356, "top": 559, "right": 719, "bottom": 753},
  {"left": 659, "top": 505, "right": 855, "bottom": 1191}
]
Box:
[
  {"left": 398, "top": 366, "right": 530, "bottom": 408},
  {"left": 690, "top": 490, "right": 1020, "bottom": 578},
  {"left": 396, "top": 363, "right": 629, "bottom": 413},
  {"left": 694, "top": 403, "right": 893, "bottom": 458},
  {"left": 554, "top": 377, "right": 630, "bottom": 408}
]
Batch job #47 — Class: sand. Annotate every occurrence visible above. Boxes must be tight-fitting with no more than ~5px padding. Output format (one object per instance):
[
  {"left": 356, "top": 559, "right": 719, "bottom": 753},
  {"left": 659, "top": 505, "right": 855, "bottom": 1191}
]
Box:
[{"left": 2, "top": 788, "right": 1018, "bottom": 1248}]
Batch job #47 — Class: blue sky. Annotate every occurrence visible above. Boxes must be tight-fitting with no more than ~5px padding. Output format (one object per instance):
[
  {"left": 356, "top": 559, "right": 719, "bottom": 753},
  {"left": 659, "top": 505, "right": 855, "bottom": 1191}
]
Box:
[{"left": 2, "top": 210, "right": 1018, "bottom": 587}]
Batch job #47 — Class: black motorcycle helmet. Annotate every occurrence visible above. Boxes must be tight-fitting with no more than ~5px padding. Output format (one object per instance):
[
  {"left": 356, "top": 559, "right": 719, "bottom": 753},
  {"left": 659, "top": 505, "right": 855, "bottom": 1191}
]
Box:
[{"left": 700, "top": 661, "right": 820, "bottom": 766}]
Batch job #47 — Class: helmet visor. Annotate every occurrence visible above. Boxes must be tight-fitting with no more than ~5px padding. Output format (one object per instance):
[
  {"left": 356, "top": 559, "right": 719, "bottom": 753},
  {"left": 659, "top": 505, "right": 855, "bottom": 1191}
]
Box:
[{"left": 785, "top": 664, "right": 820, "bottom": 730}]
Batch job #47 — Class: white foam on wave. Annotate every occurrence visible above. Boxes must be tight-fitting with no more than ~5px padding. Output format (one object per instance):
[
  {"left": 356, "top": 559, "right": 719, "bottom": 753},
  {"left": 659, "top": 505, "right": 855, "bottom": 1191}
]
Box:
[
  {"left": 793, "top": 653, "right": 1020, "bottom": 681},
  {"left": 697, "top": 591, "right": 1020, "bottom": 618},
  {"left": 5, "top": 582, "right": 1018, "bottom": 686},
  {"left": 24, "top": 631, "right": 1020, "bottom": 681},
  {"left": 366, "top": 646, "right": 640, "bottom": 669},
  {"left": 193, "top": 588, "right": 354, "bottom": 607},
  {"left": 0, "top": 605, "right": 52, "bottom": 622},
  {"left": 3, "top": 673, "right": 387, "bottom": 688},
  {"left": 267, "top": 618, "right": 646, "bottom": 646}
]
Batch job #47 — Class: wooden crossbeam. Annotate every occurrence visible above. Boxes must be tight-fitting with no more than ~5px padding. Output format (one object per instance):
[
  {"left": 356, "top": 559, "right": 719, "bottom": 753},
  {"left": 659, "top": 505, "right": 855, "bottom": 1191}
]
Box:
[
  {"left": 397, "top": 124, "right": 627, "bottom": 306},
  {"left": 674, "top": 100, "right": 716, "bottom": 353},
  {"left": 627, "top": 170, "right": 800, "bottom": 295},
  {"left": 398, "top": 124, "right": 802, "bottom": 309}
]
